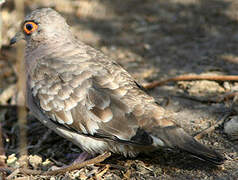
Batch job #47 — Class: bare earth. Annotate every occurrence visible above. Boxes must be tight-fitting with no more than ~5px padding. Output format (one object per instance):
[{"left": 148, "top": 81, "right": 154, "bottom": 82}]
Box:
[{"left": 1, "top": 0, "right": 238, "bottom": 179}]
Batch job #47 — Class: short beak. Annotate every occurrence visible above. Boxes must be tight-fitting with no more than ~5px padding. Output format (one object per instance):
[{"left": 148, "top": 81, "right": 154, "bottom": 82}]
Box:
[{"left": 10, "top": 32, "right": 24, "bottom": 45}]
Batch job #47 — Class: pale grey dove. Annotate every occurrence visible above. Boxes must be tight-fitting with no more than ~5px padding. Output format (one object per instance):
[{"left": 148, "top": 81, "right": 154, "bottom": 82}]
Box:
[{"left": 11, "top": 8, "right": 224, "bottom": 165}]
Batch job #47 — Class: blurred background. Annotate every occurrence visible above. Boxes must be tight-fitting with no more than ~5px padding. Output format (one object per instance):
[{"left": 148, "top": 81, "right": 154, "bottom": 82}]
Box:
[{"left": 0, "top": 0, "right": 238, "bottom": 179}]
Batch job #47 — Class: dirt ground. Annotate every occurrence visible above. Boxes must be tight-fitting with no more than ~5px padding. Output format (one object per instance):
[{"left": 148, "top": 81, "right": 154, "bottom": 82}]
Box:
[{"left": 1, "top": 0, "right": 238, "bottom": 179}]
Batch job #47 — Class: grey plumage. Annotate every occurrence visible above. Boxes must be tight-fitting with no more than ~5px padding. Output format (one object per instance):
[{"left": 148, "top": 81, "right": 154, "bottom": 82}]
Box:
[{"left": 11, "top": 8, "right": 225, "bottom": 165}]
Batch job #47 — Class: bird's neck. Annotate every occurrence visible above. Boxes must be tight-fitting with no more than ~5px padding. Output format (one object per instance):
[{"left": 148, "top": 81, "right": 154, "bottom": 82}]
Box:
[{"left": 25, "top": 39, "right": 74, "bottom": 73}]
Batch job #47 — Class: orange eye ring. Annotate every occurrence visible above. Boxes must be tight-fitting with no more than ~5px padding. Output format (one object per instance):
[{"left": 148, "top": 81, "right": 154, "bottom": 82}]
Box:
[{"left": 23, "top": 22, "right": 38, "bottom": 35}]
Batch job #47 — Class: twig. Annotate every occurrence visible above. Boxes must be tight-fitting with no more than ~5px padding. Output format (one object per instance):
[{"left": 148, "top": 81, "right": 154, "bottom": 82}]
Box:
[
  {"left": 103, "top": 163, "right": 127, "bottom": 171},
  {"left": 0, "top": 152, "right": 111, "bottom": 176},
  {"left": 143, "top": 75, "right": 238, "bottom": 89},
  {"left": 95, "top": 164, "right": 110, "bottom": 179},
  {"left": 194, "top": 112, "right": 232, "bottom": 140},
  {"left": 0, "top": 0, "right": 4, "bottom": 50},
  {"left": 6, "top": 168, "right": 20, "bottom": 180},
  {"left": 220, "top": 92, "right": 238, "bottom": 102},
  {"left": 44, "top": 151, "right": 111, "bottom": 175},
  {"left": 174, "top": 94, "right": 218, "bottom": 104},
  {"left": 14, "top": 0, "right": 28, "bottom": 169}
]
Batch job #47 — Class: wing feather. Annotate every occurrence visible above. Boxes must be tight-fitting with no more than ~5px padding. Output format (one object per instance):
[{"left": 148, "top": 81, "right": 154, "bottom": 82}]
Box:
[{"left": 30, "top": 57, "right": 163, "bottom": 146}]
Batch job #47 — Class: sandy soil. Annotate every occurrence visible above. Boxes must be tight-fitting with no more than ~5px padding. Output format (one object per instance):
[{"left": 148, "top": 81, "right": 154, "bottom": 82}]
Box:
[{"left": 0, "top": 0, "right": 238, "bottom": 179}]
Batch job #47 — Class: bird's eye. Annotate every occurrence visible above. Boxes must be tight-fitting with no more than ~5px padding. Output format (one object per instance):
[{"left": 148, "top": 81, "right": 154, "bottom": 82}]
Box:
[{"left": 23, "top": 22, "right": 38, "bottom": 35}]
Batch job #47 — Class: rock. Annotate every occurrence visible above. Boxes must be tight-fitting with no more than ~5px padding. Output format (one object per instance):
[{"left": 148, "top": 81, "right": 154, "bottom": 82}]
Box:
[{"left": 224, "top": 116, "right": 238, "bottom": 140}]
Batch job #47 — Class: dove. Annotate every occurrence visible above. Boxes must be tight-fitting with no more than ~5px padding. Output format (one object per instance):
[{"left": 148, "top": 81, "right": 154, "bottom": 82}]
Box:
[{"left": 11, "top": 8, "right": 225, "bottom": 165}]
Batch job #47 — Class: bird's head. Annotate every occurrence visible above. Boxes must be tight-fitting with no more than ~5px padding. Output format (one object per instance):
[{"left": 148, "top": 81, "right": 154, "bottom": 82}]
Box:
[{"left": 10, "top": 8, "right": 72, "bottom": 47}]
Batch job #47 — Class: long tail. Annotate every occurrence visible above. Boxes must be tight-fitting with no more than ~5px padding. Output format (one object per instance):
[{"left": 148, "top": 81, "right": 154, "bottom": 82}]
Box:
[{"left": 155, "top": 125, "right": 225, "bottom": 165}]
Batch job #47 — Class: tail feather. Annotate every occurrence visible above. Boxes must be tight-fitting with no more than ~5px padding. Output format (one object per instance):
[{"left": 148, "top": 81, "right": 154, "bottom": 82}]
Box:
[{"left": 155, "top": 125, "right": 225, "bottom": 165}]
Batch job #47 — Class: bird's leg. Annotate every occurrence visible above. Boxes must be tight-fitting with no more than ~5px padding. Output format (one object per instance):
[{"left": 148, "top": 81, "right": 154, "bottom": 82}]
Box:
[
  {"left": 51, "top": 151, "right": 91, "bottom": 170},
  {"left": 71, "top": 151, "right": 92, "bottom": 164}
]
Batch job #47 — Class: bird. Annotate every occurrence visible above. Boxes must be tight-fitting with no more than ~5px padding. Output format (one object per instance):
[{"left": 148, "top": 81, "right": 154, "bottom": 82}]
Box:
[{"left": 10, "top": 8, "right": 225, "bottom": 165}]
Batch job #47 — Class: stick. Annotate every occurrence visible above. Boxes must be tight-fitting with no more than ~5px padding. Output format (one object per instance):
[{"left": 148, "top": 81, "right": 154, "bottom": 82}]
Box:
[
  {"left": 143, "top": 75, "right": 238, "bottom": 89},
  {"left": 44, "top": 151, "right": 111, "bottom": 176},
  {"left": 194, "top": 112, "right": 232, "bottom": 140},
  {"left": 0, "top": 152, "right": 111, "bottom": 176},
  {"left": 14, "top": 0, "right": 28, "bottom": 168}
]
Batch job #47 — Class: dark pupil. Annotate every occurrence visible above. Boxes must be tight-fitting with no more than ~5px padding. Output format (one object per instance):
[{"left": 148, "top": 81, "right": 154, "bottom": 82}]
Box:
[{"left": 26, "top": 24, "right": 33, "bottom": 31}]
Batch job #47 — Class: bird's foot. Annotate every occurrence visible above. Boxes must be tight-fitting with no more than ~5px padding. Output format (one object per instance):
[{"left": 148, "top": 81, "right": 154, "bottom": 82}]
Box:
[
  {"left": 71, "top": 151, "right": 92, "bottom": 164},
  {"left": 51, "top": 151, "right": 92, "bottom": 170}
]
